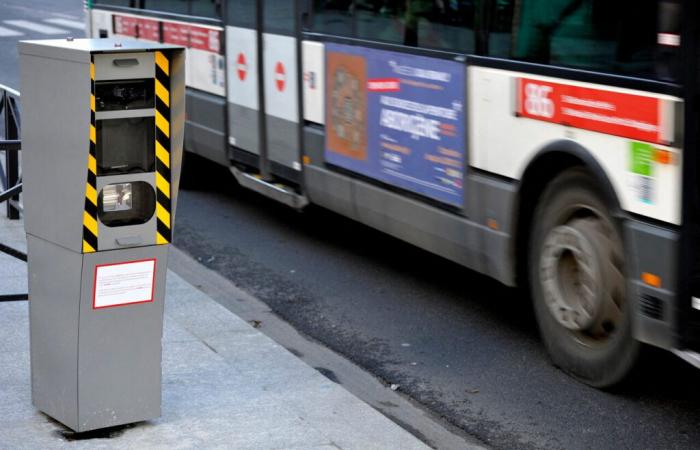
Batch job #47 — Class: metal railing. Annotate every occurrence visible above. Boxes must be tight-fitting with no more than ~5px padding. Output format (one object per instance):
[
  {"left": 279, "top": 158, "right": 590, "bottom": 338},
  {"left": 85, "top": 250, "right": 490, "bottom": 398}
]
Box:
[
  {"left": 0, "top": 84, "right": 26, "bottom": 302},
  {"left": 0, "top": 83, "right": 21, "bottom": 219}
]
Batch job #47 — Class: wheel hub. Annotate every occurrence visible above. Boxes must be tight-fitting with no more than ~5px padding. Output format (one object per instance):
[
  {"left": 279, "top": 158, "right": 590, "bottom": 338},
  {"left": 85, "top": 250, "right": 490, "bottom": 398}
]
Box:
[{"left": 540, "top": 224, "right": 602, "bottom": 331}]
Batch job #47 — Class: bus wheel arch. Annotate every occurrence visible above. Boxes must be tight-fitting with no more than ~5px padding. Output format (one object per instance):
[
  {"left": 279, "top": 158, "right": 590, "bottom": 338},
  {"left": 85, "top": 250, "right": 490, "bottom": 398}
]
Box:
[
  {"left": 515, "top": 142, "right": 638, "bottom": 387},
  {"left": 514, "top": 141, "right": 623, "bottom": 289}
]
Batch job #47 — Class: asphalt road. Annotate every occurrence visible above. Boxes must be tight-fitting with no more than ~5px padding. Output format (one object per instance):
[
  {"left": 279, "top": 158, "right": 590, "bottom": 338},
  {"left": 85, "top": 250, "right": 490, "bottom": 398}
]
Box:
[
  {"left": 2, "top": 1, "right": 700, "bottom": 449},
  {"left": 174, "top": 157, "right": 700, "bottom": 450},
  {"left": 0, "top": 0, "right": 84, "bottom": 91}
]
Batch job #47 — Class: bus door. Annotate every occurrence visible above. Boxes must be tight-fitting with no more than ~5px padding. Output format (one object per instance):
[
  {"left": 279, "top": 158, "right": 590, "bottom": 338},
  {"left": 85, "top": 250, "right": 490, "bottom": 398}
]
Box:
[{"left": 225, "top": 0, "right": 301, "bottom": 183}]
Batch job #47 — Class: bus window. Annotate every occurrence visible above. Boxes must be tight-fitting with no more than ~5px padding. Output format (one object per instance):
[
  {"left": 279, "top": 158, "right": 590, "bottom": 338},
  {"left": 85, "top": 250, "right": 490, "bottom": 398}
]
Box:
[
  {"left": 226, "top": 0, "right": 256, "bottom": 28},
  {"left": 487, "top": 0, "right": 513, "bottom": 58},
  {"left": 355, "top": 0, "right": 476, "bottom": 52},
  {"left": 355, "top": 0, "right": 407, "bottom": 45},
  {"left": 487, "top": 0, "right": 680, "bottom": 81},
  {"left": 311, "top": 0, "right": 354, "bottom": 36},
  {"left": 190, "top": 0, "right": 222, "bottom": 18},
  {"left": 92, "top": 0, "right": 137, "bottom": 6},
  {"left": 143, "top": 0, "right": 189, "bottom": 14},
  {"left": 264, "top": 0, "right": 295, "bottom": 34},
  {"left": 414, "top": 0, "right": 477, "bottom": 52}
]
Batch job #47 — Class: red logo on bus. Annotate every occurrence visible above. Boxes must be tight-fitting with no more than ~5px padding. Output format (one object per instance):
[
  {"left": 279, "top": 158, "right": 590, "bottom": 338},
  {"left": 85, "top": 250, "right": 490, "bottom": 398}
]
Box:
[
  {"left": 237, "top": 53, "right": 247, "bottom": 81},
  {"left": 275, "top": 62, "right": 286, "bottom": 92},
  {"left": 517, "top": 78, "right": 663, "bottom": 144}
]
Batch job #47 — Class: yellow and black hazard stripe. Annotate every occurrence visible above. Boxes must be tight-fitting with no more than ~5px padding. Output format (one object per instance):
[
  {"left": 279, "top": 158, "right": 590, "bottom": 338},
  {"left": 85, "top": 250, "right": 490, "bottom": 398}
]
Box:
[
  {"left": 83, "top": 58, "right": 98, "bottom": 253},
  {"left": 155, "top": 51, "right": 171, "bottom": 245}
]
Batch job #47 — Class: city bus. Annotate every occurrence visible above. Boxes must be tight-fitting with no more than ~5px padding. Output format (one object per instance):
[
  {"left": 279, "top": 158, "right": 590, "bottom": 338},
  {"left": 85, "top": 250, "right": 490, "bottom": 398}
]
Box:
[{"left": 86, "top": 0, "right": 700, "bottom": 388}]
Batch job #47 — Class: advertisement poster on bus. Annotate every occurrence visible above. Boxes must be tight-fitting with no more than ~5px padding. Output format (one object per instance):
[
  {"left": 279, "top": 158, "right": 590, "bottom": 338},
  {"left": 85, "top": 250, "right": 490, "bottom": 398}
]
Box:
[{"left": 325, "top": 44, "right": 465, "bottom": 207}]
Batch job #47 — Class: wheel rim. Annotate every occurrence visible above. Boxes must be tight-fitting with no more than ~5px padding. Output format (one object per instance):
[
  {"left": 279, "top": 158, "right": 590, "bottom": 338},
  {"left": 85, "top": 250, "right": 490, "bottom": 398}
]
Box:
[
  {"left": 538, "top": 211, "right": 625, "bottom": 345},
  {"left": 540, "top": 224, "right": 601, "bottom": 331}
]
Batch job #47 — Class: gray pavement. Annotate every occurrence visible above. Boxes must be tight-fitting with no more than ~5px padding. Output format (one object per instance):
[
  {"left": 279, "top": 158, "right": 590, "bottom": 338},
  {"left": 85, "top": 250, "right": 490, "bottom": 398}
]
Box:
[{"left": 0, "top": 215, "right": 430, "bottom": 450}]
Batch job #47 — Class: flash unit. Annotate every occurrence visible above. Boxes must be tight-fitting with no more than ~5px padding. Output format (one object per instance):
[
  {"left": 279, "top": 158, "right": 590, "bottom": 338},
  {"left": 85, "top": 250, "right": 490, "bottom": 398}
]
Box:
[{"left": 102, "top": 183, "right": 133, "bottom": 212}]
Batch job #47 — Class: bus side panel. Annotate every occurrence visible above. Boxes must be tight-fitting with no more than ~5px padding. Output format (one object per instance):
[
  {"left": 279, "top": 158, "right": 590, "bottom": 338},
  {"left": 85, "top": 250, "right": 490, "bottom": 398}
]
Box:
[
  {"left": 90, "top": 9, "right": 112, "bottom": 38},
  {"left": 187, "top": 46, "right": 226, "bottom": 97},
  {"left": 226, "top": 25, "right": 260, "bottom": 155},
  {"left": 468, "top": 66, "right": 683, "bottom": 225},
  {"left": 302, "top": 41, "right": 324, "bottom": 125},
  {"left": 263, "top": 33, "right": 300, "bottom": 171},
  {"left": 185, "top": 89, "right": 228, "bottom": 166},
  {"left": 303, "top": 148, "right": 518, "bottom": 285}
]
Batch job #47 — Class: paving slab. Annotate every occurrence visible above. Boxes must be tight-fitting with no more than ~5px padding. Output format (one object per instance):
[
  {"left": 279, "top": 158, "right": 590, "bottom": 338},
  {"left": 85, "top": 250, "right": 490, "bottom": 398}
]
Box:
[{"left": 0, "top": 215, "right": 430, "bottom": 450}]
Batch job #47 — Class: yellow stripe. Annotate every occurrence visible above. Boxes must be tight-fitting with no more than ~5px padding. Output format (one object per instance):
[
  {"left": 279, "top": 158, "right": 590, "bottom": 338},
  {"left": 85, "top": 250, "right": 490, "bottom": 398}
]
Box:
[
  {"left": 156, "top": 232, "right": 168, "bottom": 245},
  {"left": 86, "top": 182, "right": 97, "bottom": 205},
  {"left": 156, "top": 140, "right": 170, "bottom": 168},
  {"left": 90, "top": 124, "right": 96, "bottom": 144},
  {"left": 156, "top": 203, "right": 171, "bottom": 226},
  {"left": 91, "top": 94, "right": 95, "bottom": 112},
  {"left": 83, "top": 240, "right": 96, "bottom": 253},
  {"left": 155, "top": 79, "right": 170, "bottom": 107},
  {"left": 156, "top": 171, "right": 170, "bottom": 198},
  {"left": 88, "top": 154, "right": 96, "bottom": 175},
  {"left": 155, "top": 110, "right": 170, "bottom": 138},
  {"left": 83, "top": 211, "right": 98, "bottom": 236},
  {"left": 90, "top": 62, "right": 94, "bottom": 80},
  {"left": 155, "top": 51, "right": 169, "bottom": 76}
]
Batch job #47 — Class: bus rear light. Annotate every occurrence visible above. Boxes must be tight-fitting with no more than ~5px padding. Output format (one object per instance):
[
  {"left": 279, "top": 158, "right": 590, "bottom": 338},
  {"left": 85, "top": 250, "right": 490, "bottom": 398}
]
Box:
[
  {"left": 642, "top": 272, "right": 662, "bottom": 288},
  {"left": 654, "top": 149, "right": 674, "bottom": 165}
]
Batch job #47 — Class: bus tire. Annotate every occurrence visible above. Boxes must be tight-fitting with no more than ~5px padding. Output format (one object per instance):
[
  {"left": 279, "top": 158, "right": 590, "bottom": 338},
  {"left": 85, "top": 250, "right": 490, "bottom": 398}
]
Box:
[{"left": 529, "top": 167, "right": 639, "bottom": 388}]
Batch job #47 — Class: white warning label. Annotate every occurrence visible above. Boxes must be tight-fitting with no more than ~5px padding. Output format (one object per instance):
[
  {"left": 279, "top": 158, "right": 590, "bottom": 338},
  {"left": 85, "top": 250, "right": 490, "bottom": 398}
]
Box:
[{"left": 93, "top": 259, "right": 156, "bottom": 309}]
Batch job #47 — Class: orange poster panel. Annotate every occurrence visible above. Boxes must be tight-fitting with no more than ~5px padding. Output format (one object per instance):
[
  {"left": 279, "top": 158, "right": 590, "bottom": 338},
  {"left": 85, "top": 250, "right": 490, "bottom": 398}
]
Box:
[{"left": 326, "top": 52, "right": 368, "bottom": 160}]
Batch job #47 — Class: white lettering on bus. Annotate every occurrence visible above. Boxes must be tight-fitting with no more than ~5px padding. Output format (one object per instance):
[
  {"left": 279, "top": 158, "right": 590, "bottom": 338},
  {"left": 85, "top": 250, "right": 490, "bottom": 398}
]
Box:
[
  {"left": 379, "top": 96, "right": 457, "bottom": 120},
  {"left": 561, "top": 95, "right": 615, "bottom": 111},
  {"left": 379, "top": 109, "right": 441, "bottom": 140},
  {"left": 560, "top": 108, "right": 659, "bottom": 132},
  {"left": 524, "top": 83, "right": 555, "bottom": 118},
  {"left": 389, "top": 61, "right": 451, "bottom": 82}
]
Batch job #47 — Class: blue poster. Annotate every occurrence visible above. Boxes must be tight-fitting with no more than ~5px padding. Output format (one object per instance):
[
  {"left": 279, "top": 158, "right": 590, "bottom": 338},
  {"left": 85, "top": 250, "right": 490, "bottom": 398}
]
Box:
[{"left": 325, "top": 43, "right": 465, "bottom": 207}]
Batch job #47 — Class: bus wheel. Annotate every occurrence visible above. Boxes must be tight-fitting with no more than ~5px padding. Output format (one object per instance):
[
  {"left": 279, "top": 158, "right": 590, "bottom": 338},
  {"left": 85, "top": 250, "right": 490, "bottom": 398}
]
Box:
[{"left": 529, "top": 168, "right": 638, "bottom": 388}]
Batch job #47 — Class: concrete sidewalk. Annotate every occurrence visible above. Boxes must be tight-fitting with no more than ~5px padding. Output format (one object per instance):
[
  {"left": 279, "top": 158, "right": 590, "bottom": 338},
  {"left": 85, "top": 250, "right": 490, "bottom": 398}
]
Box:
[{"left": 0, "top": 215, "right": 429, "bottom": 450}]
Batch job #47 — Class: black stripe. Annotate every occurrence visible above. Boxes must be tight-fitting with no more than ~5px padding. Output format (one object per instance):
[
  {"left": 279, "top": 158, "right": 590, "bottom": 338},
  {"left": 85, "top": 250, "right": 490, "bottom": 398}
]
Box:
[
  {"left": 87, "top": 170, "right": 96, "bottom": 187},
  {"left": 155, "top": 65, "right": 169, "bottom": 88},
  {"left": 89, "top": 140, "right": 96, "bottom": 156},
  {"left": 91, "top": 109, "right": 95, "bottom": 122},
  {"left": 83, "top": 226, "right": 98, "bottom": 249},
  {"left": 156, "top": 161, "right": 171, "bottom": 181},
  {"left": 157, "top": 190, "right": 171, "bottom": 210},
  {"left": 84, "top": 198, "right": 97, "bottom": 216},
  {"left": 156, "top": 128, "right": 170, "bottom": 148},
  {"left": 157, "top": 219, "right": 171, "bottom": 241},
  {"left": 155, "top": 98, "right": 170, "bottom": 120}
]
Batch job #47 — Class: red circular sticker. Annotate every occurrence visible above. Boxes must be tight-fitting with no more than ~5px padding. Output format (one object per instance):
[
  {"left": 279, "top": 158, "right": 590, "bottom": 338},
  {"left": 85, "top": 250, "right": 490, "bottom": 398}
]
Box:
[
  {"left": 275, "top": 61, "right": 286, "bottom": 92},
  {"left": 237, "top": 52, "right": 247, "bottom": 81}
]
